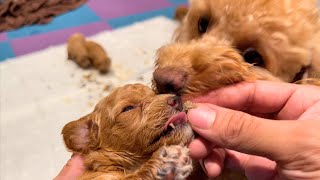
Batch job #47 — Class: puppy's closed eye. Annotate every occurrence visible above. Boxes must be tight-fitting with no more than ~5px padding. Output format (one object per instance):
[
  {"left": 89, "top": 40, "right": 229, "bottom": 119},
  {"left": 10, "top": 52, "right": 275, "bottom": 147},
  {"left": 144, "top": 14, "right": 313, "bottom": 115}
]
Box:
[{"left": 122, "top": 105, "right": 136, "bottom": 112}]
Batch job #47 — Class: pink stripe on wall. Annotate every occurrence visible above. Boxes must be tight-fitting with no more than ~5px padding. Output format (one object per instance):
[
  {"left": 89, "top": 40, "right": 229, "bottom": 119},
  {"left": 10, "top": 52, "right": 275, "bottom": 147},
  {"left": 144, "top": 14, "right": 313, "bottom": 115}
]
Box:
[
  {"left": 87, "top": 0, "right": 172, "bottom": 19},
  {"left": 0, "top": 33, "right": 7, "bottom": 42}
]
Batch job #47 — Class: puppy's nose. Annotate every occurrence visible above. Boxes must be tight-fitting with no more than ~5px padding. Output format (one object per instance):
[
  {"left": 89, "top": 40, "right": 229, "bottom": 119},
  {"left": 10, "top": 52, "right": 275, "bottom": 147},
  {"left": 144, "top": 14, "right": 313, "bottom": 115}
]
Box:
[
  {"left": 153, "top": 67, "right": 187, "bottom": 94},
  {"left": 167, "top": 96, "right": 183, "bottom": 111}
]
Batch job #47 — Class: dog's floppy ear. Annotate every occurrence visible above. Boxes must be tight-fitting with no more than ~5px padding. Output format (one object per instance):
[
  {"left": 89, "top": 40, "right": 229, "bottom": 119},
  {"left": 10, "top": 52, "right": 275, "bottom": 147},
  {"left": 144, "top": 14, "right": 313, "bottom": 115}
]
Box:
[{"left": 62, "top": 114, "right": 100, "bottom": 154}]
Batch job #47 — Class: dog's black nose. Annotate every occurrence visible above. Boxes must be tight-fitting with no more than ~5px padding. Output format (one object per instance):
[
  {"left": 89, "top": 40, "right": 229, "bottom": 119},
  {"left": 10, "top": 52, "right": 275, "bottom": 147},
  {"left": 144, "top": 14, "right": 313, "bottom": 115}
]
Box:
[
  {"left": 167, "top": 96, "right": 183, "bottom": 111},
  {"left": 153, "top": 67, "right": 187, "bottom": 94}
]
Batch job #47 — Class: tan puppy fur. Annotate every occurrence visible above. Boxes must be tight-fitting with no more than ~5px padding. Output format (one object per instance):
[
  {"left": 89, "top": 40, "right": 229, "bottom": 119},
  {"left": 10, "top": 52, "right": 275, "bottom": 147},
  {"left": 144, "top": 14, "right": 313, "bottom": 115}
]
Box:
[
  {"left": 62, "top": 84, "right": 213, "bottom": 180},
  {"left": 174, "top": 6, "right": 189, "bottom": 22},
  {"left": 86, "top": 41, "right": 111, "bottom": 73},
  {"left": 174, "top": 0, "right": 320, "bottom": 82},
  {"left": 67, "top": 33, "right": 91, "bottom": 68}
]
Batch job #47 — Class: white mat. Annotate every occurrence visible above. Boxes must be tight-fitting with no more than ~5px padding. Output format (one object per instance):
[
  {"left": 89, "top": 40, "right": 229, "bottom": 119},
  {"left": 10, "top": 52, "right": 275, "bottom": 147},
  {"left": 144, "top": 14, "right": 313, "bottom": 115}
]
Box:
[{"left": 0, "top": 17, "right": 177, "bottom": 180}]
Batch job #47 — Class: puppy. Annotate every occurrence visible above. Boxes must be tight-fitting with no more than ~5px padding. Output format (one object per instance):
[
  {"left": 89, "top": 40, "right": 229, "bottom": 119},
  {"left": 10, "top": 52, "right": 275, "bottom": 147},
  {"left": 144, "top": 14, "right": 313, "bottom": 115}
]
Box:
[
  {"left": 67, "top": 33, "right": 111, "bottom": 73},
  {"left": 86, "top": 41, "right": 112, "bottom": 74},
  {"left": 67, "top": 33, "right": 91, "bottom": 68},
  {"left": 174, "top": 0, "right": 320, "bottom": 82},
  {"left": 62, "top": 84, "right": 209, "bottom": 179}
]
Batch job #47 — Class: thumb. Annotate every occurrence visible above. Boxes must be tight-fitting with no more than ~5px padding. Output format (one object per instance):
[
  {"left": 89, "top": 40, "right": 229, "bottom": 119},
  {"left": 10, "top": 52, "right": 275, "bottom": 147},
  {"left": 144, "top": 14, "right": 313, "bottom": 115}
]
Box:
[
  {"left": 187, "top": 103, "right": 297, "bottom": 161},
  {"left": 54, "top": 154, "right": 85, "bottom": 180}
]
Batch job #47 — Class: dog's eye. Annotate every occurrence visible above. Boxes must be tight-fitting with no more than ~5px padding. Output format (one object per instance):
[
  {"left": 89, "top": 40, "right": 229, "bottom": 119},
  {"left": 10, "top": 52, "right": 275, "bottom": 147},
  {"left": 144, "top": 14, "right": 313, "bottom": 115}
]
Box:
[
  {"left": 198, "top": 17, "right": 209, "bottom": 34},
  {"left": 243, "top": 48, "right": 264, "bottom": 67},
  {"left": 122, "top": 106, "right": 135, "bottom": 112}
]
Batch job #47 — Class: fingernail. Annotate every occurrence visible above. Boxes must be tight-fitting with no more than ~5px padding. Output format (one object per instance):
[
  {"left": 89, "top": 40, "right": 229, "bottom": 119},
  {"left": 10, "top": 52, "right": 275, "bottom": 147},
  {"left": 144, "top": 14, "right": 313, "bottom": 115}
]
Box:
[{"left": 188, "top": 104, "right": 216, "bottom": 129}]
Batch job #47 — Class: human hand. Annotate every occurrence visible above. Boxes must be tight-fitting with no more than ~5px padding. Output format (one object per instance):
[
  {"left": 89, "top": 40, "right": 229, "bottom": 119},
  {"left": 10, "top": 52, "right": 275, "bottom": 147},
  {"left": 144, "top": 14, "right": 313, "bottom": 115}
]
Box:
[
  {"left": 187, "top": 81, "right": 320, "bottom": 180},
  {"left": 54, "top": 154, "right": 85, "bottom": 180}
]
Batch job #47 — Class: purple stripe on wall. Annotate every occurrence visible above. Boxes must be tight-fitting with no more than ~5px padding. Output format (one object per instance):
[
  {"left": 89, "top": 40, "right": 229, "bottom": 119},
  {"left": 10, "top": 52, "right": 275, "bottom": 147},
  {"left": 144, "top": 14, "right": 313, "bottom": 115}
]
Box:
[
  {"left": 11, "top": 22, "right": 111, "bottom": 56},
  {"left": 0, "top": 33, "right": 7, "bottom": 41},
  {"left": 87, "top": 0, "right": 172, "bottom": 19}
]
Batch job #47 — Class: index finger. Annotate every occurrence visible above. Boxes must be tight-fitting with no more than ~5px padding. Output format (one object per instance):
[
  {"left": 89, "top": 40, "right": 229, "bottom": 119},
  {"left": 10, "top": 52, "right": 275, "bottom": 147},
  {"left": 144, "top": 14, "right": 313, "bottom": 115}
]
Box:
[{"left": 192, "top": 80, "right": 297, "bottom": 115}]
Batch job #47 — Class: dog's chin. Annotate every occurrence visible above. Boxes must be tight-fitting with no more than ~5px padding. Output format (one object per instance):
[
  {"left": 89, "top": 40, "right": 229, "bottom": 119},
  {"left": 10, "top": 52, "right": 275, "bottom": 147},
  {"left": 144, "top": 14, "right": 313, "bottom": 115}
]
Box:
[{"left": 150, "top": 112, "right": 194, "bottom": 146}]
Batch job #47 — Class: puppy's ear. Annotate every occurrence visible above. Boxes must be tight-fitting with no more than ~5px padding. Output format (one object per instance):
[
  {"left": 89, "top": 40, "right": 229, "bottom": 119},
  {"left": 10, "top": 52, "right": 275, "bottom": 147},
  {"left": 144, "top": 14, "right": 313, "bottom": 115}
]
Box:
[{"left": 62, "top": 114, "right": 100, "bottom": 154}]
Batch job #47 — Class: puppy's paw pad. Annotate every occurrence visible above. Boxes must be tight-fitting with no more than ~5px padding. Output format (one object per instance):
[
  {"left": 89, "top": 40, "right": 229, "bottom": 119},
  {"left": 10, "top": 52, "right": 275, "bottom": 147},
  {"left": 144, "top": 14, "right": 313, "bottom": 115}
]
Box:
[{"left": 156, "top": 145, "right": 193, "bottom": 180}]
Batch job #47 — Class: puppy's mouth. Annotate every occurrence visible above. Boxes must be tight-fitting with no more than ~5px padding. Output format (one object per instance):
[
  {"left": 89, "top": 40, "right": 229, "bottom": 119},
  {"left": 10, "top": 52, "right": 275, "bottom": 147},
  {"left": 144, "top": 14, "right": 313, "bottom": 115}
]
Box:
[
  {"left": 150, "top": 112, "right": 188, "bottom": 144},
  {"left": 164, "top": 112, "right": 188, "bottom": 132}
]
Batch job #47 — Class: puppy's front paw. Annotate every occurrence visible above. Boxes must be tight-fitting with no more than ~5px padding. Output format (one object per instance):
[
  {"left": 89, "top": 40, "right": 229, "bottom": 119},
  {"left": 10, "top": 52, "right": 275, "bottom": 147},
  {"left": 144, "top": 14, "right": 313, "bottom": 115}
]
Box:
[{"left": 156, "top": 145, "right": 193, "bottom": 180}]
